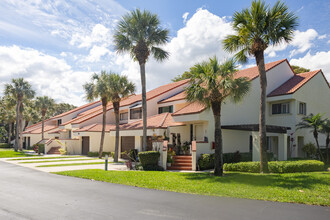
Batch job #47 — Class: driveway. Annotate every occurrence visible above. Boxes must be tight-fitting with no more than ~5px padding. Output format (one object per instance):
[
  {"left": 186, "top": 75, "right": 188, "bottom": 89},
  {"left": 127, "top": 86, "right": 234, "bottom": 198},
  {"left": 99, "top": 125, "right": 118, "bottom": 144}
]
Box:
[{"left": 0, "top": 161, "right": 328, "bottom": 220}]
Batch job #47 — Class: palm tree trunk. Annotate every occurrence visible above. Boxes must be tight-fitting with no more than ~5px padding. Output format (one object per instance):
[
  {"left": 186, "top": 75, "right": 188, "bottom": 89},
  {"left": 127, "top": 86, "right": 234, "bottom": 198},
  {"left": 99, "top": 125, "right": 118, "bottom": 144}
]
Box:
[
  {"left": 15, "top": 100, "right": 20, "bottom": 152},
  {"left": 212, "top": 102, "right": 223, "bottom": 176},
  {"left": 326, "top": 134, "right": 329, "bottom": 163},
  {"left": 19, "top": 111, "right": 23, "bottom": 151},
  {"left": 24, "top": 120, "right": 29, "bottom": 131},
  {"left": 255, "top": 51, "right": 269, "bottom": 173},
  {"left": 41, "top": 112, "right": 45, "bottom": 140},
  {"left": 8, "top": 122, "right": 12, "bottom": 146},
  {"left": 99, "top": 99, "right": 107, "bottom": 159},
  {"left": 313, "top": 130, "right": 324, "bottom": 161},
  {"left": 113, "top": 101, "right": 120, "bottom": 162},
  {"left": 140, "top": 62, "right": 147, "bottom": 151}
]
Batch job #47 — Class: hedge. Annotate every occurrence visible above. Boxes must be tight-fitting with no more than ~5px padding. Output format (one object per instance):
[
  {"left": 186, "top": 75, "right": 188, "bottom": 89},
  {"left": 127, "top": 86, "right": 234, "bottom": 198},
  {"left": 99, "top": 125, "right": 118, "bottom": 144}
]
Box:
[
  {"left": 138, "top": 151, "right": 160, "bottom": 166},
  {"left": 87, "top": 152, "right": 114, "bottom": 157},
  {"left": 0, "top": 143, "right": 13, "bottom": 148},
  {"left": 198, "top": 152, "right": 273, "bottom": 170},
  {"left": 223, "top": 160, "right": 325, "bottom": 173}
]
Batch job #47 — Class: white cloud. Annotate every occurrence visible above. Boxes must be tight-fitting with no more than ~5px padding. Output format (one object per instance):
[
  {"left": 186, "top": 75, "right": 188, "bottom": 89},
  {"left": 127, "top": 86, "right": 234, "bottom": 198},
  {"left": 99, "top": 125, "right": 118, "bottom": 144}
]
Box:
[
  {"left": 85, "top": 45, "right": 111, "bottom": 62},
  {"left": 0, "top": 45, "right": 92, "bottom": 106},
  {"left": 318, "top": 34, "right": 327, "bottom": 40},
  {"left": 182, "top": 12, "right": 189, "bottom": 23},
  {"left": 290, "top": 51, "right": 330, "bottom": 81},
  {"left": 265, "top": 29, "right": 319, "bottom": 58}
]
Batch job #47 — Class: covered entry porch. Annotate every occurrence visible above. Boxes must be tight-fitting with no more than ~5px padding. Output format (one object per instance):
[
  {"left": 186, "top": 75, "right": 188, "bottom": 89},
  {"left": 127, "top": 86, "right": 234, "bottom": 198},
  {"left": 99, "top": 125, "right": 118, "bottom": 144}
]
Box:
[{"left": 222, "top": 124, "right": 290, "bottom": 161}]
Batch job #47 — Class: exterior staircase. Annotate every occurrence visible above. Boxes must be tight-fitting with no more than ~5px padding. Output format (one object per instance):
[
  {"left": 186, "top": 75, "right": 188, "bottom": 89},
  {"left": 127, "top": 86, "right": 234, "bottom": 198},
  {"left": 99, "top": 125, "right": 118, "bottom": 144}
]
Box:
[
  {"left": 47, "top": 147, "right": 61, "bottom": 154},
  {"left": 167, "top": 155, "right": 192, "bottom": 170}
]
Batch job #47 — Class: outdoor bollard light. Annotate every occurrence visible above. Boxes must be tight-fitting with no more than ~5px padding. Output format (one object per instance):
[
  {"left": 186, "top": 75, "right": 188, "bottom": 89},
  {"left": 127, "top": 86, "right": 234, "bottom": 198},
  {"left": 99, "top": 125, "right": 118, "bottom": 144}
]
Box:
[{"left": 105, "top": 154, "right": 108, "bottom": 171}]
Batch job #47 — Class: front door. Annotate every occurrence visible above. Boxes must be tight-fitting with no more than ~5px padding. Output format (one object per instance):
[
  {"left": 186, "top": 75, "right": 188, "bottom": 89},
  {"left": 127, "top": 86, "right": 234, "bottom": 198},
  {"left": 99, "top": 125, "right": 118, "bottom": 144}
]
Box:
[
  {"left": 82, "top": 136, "right": 90, "bottom": 155},
  {"left": 121, "top": 136, "right": 135, "bottom": 159}
]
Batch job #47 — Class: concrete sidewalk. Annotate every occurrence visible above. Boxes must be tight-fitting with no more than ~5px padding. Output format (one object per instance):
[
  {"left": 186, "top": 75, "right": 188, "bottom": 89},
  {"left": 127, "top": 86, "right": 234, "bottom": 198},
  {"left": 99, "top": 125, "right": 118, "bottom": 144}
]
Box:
[{"left": 0, "top": 155, "right": 127, "bottom": 172}]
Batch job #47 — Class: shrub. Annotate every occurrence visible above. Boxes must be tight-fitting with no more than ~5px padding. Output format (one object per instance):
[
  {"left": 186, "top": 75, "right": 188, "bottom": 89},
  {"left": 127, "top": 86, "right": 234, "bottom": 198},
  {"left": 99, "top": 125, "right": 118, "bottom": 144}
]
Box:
[
  {"left": 198, "top": 154, "right": 214, "bottom": 170},
  {"left": 33, "top": 144, "right": 45, "bottom": 154},
  {"left": 224, "top": 160, "right": 324, "bottom": 173},
  {"left": 87, "top": 152, "right": 114, "bottom": 157},
  {"left": 302, "top": 143, "right": 317, "bottom": 158},
  {"left": 0, "top": 143, "right": 13, "bottom": 148},
  {"left": 138, "top": 151, "right": 160, "bottom": 166},
  {"left": 129, "top": 149, "right": 138, "bottom": 161}
]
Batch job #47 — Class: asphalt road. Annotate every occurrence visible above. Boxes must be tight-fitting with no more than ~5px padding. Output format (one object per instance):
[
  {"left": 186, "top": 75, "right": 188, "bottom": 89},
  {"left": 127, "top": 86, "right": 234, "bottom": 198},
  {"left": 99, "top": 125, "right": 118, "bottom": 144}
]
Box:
[{"left": 0, "top": 161, "right": 329, "bottom": 220}]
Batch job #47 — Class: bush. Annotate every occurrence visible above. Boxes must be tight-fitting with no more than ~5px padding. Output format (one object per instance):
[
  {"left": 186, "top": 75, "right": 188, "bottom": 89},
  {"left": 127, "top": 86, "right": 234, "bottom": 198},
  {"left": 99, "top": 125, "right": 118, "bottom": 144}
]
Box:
[
  {"left": 302, "top": 143, "right": 317, "bottom": 158},
  {"left": 224, "top": 160, "right": 325, "bottom": 173},
  {"left": 138, "top": 151, "right": 160, "bottom": 166},
  {"left": 33, "top": 144, "right": 45, "bottom": 154},
  {"left": 0, "top": 143, "right": 13, "bottom": 148},
  {"left": 87, "top": 151, "right": 114, "bottom": 157},
  {"left": 129, "top": 149, "right": 138, "bottom": 161},
  {"left": 198, "top": 154, "right": 214, "bottom": 170}
]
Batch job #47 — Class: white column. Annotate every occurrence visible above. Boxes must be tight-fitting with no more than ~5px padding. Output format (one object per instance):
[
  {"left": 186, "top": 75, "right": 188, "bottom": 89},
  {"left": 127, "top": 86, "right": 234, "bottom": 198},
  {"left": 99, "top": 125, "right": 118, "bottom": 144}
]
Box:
[
  {"left": 278, "top": 133, "right": 288, "bottom": 161},
  {"left": 161, "top": 141, "right": 168, "bottom": 170},
  {"left": 252, "top": 131, "right": 260, "bottom": 161}
]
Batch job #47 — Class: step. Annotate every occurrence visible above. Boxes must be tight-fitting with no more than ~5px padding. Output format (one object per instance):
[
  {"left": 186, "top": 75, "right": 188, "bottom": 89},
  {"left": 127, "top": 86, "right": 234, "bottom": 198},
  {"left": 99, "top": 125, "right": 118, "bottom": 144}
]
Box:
[
  {"left": 173, "top": 155, "right": 192, "bottom": 159},
  {"left": 173, "top": 159, "right": 192, "bottom": 163},
  {"left": 167, "top": 165, "right": 192, "bottom": 170},
  {"left": 172, "top": 162, "right": 192, "bottom": 166}
]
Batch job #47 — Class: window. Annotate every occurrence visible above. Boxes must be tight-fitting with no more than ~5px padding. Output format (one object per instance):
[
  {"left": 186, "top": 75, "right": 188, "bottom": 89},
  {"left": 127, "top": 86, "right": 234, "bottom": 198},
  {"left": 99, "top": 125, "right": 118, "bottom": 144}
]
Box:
[
  {"left": 120, "top": 112, "right": 128, "bottom": 121},
  {"left": 299, "top": 102, "right": 306, "bottom": 115},
  {"left": 272, "top": 102, "right": 290, "bottom": 114},
  {"left": 158, "top": 105, "right": 173, "bottom": 114},
  {"left": 57, "top": 119, "right": 62, "bottom": 125},
  {"left": 130, "top": 108, "right": 142, "bottom": 119}
]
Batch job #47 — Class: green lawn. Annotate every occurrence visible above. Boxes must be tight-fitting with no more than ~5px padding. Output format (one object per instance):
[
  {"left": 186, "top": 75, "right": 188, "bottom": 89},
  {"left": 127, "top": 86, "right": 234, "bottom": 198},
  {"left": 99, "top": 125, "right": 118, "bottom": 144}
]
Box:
[
  {"left": 37, "top": 161, "right": 124, "bottom": 167},
  {"left": 54, "top": 170, "right": 330, "bottom": 206},
  {"left": 20, "top": 158, "right": 96, "bottom": 163},
  {"left": 9, "top": 156, "right": 84, "bottom": 161},
  {"left": 0, "top": 149, "right": 35, "bottom": 158}
]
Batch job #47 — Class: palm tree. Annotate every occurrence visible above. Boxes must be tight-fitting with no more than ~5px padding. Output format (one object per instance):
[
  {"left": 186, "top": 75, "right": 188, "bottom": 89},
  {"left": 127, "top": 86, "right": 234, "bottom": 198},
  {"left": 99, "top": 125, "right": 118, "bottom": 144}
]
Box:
[
  {"left": 297, "top": 113, "right": 324, "bottom": 161},
  {"left": 185, "top": 57, "right": 250, "bottom": 176},
  {"left": 223, "top": 0, "right": 298, "bottom": 173},
  {"left": 4, "top": 78, "right": 35, "bottom": 151},
  {"left": 107, "top": 73, "right": 135, "bottom": 162},
  {"left": 114, "top": 9, "right": 169, "bottom": 151},
  {"left": 84, "top": 71, "right": 113, "bottom": 158},
  {"left": 35, "top": 96, "right": 55, "bottom": 141},
  {"left": 0, "top": 97, "right": 16, "bottom": 146},
  {"left": 320, "top": 119, "right": 330, "bottom": 162}
]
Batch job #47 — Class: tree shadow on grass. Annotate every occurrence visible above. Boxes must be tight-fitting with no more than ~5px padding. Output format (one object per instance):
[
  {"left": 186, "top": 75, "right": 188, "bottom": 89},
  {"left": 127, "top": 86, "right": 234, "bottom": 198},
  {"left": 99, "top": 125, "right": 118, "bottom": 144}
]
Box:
[{"left": 181, "top": 172, "right": 329, "bottom": 190}]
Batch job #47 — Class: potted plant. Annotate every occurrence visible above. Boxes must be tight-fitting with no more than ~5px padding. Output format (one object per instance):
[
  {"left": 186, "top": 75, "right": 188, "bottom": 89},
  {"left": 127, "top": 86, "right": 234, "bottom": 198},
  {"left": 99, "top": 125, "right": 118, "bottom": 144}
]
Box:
[
  {"left": 182, "top": 141, "right": 191, "bottom": 155},
  {"left": 167, "top": 148, "right": 176, "bottom": 167}
]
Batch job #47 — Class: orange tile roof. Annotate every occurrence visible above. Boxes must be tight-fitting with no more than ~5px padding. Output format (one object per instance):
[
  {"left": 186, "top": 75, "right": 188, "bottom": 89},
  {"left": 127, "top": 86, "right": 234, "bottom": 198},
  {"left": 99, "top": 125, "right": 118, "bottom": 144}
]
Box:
[
  {"left": 158, "top": 91, "right": 186, "bottom": 104},
  {"left": 172, "top": 102, "right": 206, "bottom": 116},
  {"left": 22, "top": 125, "right": 58, "bottom": 134},
  {"left": 268, "top": 70, "right": 321, "bottom": 97},
  {"left": 158, "top": 59, "right": 288, "bottom": 104},
  {"left": 234, "top": 59, "right": 287, "bottom": 80},
  {"left": 52, "top": 100, "right": 100, "bottom": 119},
  {"left": 74, "top": 113, "right": 185, "bottom": 132},
  {"left": 74, "top": 124, "right": 115, "bottom": 132}
]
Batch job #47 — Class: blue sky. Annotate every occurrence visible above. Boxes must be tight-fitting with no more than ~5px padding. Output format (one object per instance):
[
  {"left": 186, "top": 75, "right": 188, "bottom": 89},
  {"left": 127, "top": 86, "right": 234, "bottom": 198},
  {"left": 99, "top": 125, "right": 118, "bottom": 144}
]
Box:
[{"left": 0, "top": 0, "right": 329, "bottom": 106}]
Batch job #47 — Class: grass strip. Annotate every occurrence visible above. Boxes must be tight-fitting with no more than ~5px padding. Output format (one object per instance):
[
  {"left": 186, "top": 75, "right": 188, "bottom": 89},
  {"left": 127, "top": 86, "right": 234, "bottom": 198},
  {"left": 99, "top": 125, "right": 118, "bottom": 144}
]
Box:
[
  {"left": 20, "top": 159, "right": 96, "bottom": 164},
  {"left": 9, "top": 156, "right": 84, "bottom": 161},
  {"left": 37, "top": 161, "right": 124, "bottom": 167},
  {"left": 0, "top": 149, "right": 36, "bottom": 158},
  {"left": 54, "top": 169, "right": 330, "bottom": 206}
]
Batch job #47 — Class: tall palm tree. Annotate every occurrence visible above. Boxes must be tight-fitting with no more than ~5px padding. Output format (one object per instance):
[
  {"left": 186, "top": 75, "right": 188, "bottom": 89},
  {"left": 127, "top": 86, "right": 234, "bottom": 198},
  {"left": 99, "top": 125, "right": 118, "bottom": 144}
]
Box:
[
  {"left": 84, "top": 71, "right": 113, "bottom": 158},
  {"left": 223, "top": 0, "right": 298, "bottom": 173},
  {"left": 185, "top": 57, "right": 250, "bottom": 176},
  {"left": 0, "top": 97, "right": 16, "bottom": 146},
  {"left": 320, "top": 119, "right": 330, "bottom": 162},
  {"left": 35, "top": 96, "right": 55, "bottom": 140},
  {"left": 4, "top": 78, "right": 35, "bottom": 151},
  {"left": 107, "top": 73, "right": 135, "bottom": 162},
  {"left": 297, "top": 113, "right": 324, "bottom": 161},
  {"left": 114, "top": 9, "right": 169, "bottom": 151}
]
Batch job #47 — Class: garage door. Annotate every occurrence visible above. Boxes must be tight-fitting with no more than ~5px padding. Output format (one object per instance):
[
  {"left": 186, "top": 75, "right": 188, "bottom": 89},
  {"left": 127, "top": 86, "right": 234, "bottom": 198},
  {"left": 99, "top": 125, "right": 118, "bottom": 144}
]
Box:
[{"left": 121, "top": 136, "right": 135, "bottom": 157}]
